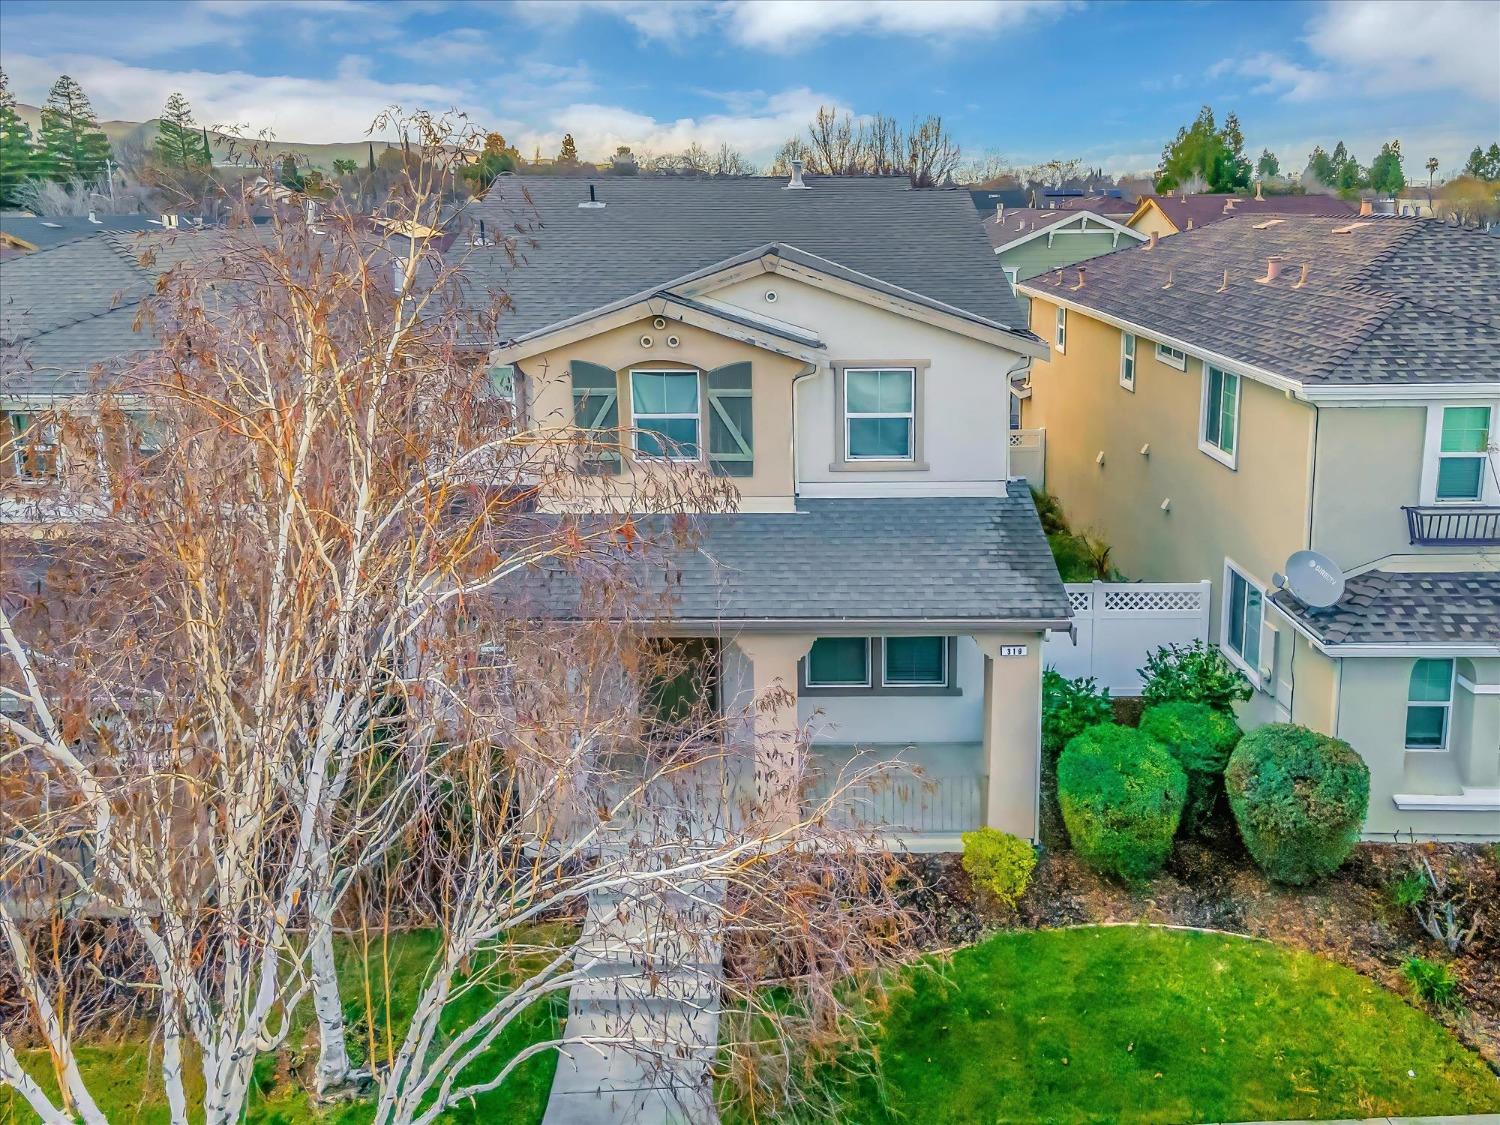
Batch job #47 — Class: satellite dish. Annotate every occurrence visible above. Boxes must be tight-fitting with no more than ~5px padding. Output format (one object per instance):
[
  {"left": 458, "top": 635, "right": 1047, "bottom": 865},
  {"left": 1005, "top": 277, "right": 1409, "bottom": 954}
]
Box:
[{"left": 1275, "top": 550, "right": 1346, "bottom": 609}]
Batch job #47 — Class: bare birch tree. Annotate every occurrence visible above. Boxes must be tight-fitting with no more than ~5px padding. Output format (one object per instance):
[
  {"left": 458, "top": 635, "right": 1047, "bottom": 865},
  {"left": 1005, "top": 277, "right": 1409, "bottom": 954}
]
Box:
[{"left": 2, "top": 111, "right": 916, "bottom": 1123}]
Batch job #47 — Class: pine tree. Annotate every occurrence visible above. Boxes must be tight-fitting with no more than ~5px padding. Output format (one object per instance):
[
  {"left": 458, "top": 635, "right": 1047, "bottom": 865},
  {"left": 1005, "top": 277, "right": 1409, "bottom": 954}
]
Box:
[
  {"left": 36, "top": 74, "right": 112, "bottom": 184},
  {"left": 155, "top": 92, "right": 210, "bottom": 172},
  {"left": 0, "top": 67, "right": 37, "bottom": 207},
  {"left": 557, "top": 133, "right": 579, "bottom": 165},
  {"left": 1255, "top": 148, "right": 1280, "bottom": 179}
]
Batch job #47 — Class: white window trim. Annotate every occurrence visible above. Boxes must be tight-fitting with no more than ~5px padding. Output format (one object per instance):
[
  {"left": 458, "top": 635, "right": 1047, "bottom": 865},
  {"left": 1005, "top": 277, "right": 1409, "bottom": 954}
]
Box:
[
  {"left": 843, "top": 366, "right": 916, "bottom": 463},
  {"left": 1404, "top": 658, "right": 1455, "bottom": 752},
  {"left": 1198, "top": 363, "right": 1240, "bottom": 470},
  {"left": 1054, "top": 306, "right": 1067, "bottom": 354},
  {"left": 1418, "top": 401, "right": 1498, "bottom": 506},
  {"left": 1119, "top": 332, "right": 1136, "bottom": 392},
  {"left": 1220, "top": 559, "right": 1265, "bottom": 688},
  {"left": 805, "top": 637, "right": 872, "bottom": 688},
  {"left": 1155, "top": 342, "right": 1187, "bottom": 371},
  {"left": 882, "top": 635, "right": 949, "bottom": 689},
  {"left": 629, "top": 367, "right": 702, "bottom": 463},
  {"left": 7, "top": 411, "right": 62, "bottom": 481},
  {"left": 1002, "top": 265, "right": 1019, "bottom": 293}
]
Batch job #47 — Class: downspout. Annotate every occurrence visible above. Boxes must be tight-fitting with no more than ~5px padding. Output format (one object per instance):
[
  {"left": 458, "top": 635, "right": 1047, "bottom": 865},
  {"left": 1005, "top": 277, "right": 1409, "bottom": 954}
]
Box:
[
  {"left": 789, "top": 360, "right": 820, "bottom": 499},
  {"left": 1002, "top": 351, "right": 1034, "bottom": 494}
]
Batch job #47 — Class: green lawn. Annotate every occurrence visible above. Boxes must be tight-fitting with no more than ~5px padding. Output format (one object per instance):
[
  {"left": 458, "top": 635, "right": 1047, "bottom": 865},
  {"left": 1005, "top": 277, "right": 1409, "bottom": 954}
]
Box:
[
  {"left": 1, "top": 927, "right": 571, "bottom": 1125},
  {"left": 830, "top": 925, "right": 1500, "bottom": 1124}
]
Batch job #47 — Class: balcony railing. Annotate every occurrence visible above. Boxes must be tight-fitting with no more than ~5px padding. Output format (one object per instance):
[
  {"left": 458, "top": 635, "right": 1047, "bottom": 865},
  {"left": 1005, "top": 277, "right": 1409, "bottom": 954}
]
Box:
[{"left": 1403, "top": 505, "right": 1500, "bottom": 546}]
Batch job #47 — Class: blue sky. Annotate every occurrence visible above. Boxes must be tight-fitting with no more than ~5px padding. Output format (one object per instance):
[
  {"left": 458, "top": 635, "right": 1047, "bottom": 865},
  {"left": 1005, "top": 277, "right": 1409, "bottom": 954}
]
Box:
[{"left": 2, "top": 0, "right": 1496, "bottom": 176}]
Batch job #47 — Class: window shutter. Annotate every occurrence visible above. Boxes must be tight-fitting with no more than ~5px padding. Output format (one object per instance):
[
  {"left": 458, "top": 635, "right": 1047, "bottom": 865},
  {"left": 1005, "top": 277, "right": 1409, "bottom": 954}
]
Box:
[
  {"left": 706, "top": 361, "right": 753, "bottom": 477},
  {"left": 569, "top": 360, "right": 620, "bottom": 475}
]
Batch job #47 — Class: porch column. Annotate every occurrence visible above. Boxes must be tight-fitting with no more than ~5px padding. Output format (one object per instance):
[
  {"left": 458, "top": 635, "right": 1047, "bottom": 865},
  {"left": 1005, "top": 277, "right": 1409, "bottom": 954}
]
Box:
[
  {"left": 972, "top": 633, "right": 1044, "bottom": 840},
  {"left": 730, "top": 632, "right": 816, "bottom": 827}
]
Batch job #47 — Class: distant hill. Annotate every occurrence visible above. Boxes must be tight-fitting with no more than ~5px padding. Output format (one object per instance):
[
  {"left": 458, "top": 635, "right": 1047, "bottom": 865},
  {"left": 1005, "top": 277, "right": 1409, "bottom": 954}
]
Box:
[{"left": 14, "top": 103, "right": 389, "bottom": 170}]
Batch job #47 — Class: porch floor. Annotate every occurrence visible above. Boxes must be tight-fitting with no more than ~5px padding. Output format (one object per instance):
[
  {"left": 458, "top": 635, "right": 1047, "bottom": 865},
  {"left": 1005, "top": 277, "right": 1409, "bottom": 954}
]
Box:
[{"left": 806, "top": 742, "right": 986, "bottom": 841}]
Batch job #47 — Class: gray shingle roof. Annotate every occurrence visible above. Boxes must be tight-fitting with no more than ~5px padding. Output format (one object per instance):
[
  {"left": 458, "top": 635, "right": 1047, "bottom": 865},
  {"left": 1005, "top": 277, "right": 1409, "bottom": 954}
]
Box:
[
  {"left": 1137, "top": 193, "right": 1356, "bottom": 231},
  {"left": 455, "top": 176, "right": 1030, "bottom": 340},
  {"left": 1022, "top": 216, "right": 1500, "bottom": 386},
  {"left": 0, "top": 213, "right": 164, "bottom": 252},
  {"left": 1274, "top": 568, "right": 1500, "bottom": 646},
  {"left": 515, "top": 493, "right": 1070, "bottom": 625}
]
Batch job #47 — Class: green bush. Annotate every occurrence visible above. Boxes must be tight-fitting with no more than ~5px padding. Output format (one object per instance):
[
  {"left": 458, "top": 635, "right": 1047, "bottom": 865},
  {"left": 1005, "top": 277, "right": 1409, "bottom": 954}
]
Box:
[
  {"left": 1057, "top": 723, "right": 1187, "bottom": 882},
  {"left": 1389, "top": 868, "right": 1429, "bottom": 910},
  {"left": 1225, "top": 724, "right": 1370, "bottom": 885},
  {"left": 960, "top": 827, "right": 1037, "bottom": 907},
  {"left": 1402, "top": 955, "right": 1461, "bottom": 1010},
  {"left": 1042, "top": 669, "right": 1113, "bottom": 761},
  {"left": 1138, "top": 701, "right": 1242, "bottom": 831},
  {"left": 1139, "top": 640, "right": 1253, "bottom": 712},
  {"left": 1031, "top": 487, "right": 1068, "bottom": 537}
]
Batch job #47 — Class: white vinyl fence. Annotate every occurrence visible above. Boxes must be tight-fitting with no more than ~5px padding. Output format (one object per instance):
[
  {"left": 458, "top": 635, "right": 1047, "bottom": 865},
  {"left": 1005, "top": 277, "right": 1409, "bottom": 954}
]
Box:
[{"left": 1043, "top": 580, "right": 1212, "bottom": 695}]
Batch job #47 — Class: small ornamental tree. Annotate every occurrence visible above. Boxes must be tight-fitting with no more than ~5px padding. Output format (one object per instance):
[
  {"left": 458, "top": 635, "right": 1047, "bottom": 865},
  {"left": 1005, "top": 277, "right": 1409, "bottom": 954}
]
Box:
[
  {"left": 1139, "top": 640, "right": 1252, "bottom": 712},
  {"left": 1225, "top": 724, "right": 1370, "bottom": 885},
  {"left": 1042, "top": 668, "right": 1112, "bottom": 760},
  {"left": 1057, "top": 724, "right": 1186, "bottom": 882},
  {"left": 1138, "top": 701, "right": 1241, "bottom": 831}
]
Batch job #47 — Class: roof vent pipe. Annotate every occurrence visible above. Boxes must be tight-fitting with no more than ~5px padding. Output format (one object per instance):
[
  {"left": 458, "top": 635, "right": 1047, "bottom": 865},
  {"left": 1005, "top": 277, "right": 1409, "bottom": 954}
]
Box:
[
  {"left": 87, "top": 209, "right": 100, "bottom": 224},
  {"left": 1254, "top": 180, "right": 1264, "bottom": 201},
  {"left": 1147, "top": 231, "right": 1159, "bottom": 250},
  {"left": 1186, "top": 218, "right": 1194, "bottom": 230},
  {"left": 1217, "top": 268, "right": 1230, "bottom": 293},
  {"left": 1293, "top": 263, "right": 1310, "bottom": 288},
  {"left": 1070, "top": 266, "right": 1086, "bottom": 290},
  {"left": 785, "top": 159, "right": 808, "bottom": 189},
  {"left": 579, "top": 183, "right": 605, "bottom": 209},
  {"left": 996, "top": 202, "right": 1004, "bottom": 221},
  {"left": 1256, "top": 255, "right": 1283, "bottom": 284},
  {"left": 1358, "top": 198, "right": 1373, "bottom": 216}
]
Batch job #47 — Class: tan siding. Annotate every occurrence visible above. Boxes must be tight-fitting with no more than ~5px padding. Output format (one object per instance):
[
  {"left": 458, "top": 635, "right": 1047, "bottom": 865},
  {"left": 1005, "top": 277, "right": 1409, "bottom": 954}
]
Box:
[
  {"left": 1023, "top": 295, "right": 1313, "bottom": 612},
  {"left": 1310, "top": 404, "right": 1428, "bottom": 570}
]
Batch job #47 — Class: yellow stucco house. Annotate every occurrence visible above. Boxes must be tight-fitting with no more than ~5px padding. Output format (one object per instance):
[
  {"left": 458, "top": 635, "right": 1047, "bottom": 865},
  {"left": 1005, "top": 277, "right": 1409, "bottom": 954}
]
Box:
[{"left": 1018, "top": 215, "right": 1499, "bottom": 840}]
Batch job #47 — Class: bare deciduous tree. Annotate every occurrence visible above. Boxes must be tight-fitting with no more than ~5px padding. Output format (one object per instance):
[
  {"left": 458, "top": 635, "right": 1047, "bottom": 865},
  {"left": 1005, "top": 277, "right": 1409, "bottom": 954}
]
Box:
[{"left": 2, "top": 111, "right": 915, "bottom": 1125}]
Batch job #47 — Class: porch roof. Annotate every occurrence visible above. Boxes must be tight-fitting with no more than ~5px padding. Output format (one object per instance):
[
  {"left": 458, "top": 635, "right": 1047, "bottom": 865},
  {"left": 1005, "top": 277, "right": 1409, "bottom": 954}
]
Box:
[
  {"left": 521, "top": 492, "right": 1071, "bottom": 628},
  {"left": 1273, "top": 566, "right": 1500, "bottom": 648}
]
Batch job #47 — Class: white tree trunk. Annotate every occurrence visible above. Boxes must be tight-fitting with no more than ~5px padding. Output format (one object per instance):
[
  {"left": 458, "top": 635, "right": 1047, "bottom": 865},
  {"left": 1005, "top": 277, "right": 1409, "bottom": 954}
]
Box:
[
  {"left": 308, "top": 851, "right": 352, "bottom": 1095},
  {"left": 0, "top": 1036, "right": 72, "bottom": 1124}
]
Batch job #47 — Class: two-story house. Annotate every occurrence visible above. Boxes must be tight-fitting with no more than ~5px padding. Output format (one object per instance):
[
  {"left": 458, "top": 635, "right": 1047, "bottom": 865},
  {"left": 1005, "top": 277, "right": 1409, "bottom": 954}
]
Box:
[
  {"left": 1019, "top": 216, "right": 1499, "bottom": 840},
  {"left": 463, "top": 171, "right": 1071, "bottom": 846}
]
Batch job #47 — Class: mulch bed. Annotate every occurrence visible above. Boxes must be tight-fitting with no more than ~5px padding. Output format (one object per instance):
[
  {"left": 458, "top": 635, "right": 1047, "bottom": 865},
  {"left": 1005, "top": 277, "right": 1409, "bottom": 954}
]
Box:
[{"left": 898, "top": 833, "right": 1500, "bottom": 1070}]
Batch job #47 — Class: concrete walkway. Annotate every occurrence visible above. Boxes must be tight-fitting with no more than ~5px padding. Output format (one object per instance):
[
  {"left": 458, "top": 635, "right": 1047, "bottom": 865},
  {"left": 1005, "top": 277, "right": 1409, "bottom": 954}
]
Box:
[{"left": 541, "top": 878, "right": 726, "bottom": 1124}]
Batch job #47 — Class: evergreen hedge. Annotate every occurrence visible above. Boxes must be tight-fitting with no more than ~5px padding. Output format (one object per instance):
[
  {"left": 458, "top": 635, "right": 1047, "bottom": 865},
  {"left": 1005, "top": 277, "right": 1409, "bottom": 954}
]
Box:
[
  {"left": 1138, "top": 701, "right": 1242, "bottom": 831},
  {"left": 1225, "top": 724, "right": 1370, "bottom": 885},
  {"left": 1057, "top": 723, "right": 1186, "bottom": 881}
]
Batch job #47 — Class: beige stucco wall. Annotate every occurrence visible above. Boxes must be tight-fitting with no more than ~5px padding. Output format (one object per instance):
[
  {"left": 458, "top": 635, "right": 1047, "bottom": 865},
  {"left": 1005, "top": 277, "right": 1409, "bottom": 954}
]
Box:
[
  {"left": 519, "top": 316, "right": 807, "bottom": 510},
  {"left": 1127, "top": 203, "right": 1177, "bottom": 239},
  {"left": 1023, "top": 294, "right": 1313, "bottom": 627},
  {"left": 713, "top": 274, "right": 1022, "bottom": 496},
  {"left": 1309, "top": 404, "right": 1428, "bottom": 570},
  {"left": 1333, "top": 655, "right": 1500, "bottom": 839}
]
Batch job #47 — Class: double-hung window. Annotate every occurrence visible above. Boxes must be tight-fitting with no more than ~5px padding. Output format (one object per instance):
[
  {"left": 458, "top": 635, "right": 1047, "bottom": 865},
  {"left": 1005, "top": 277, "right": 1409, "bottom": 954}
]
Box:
[
  {"left": 1222, "top": 562, "right": 1263, "bottom": 679},
  {"left": 7, "top": 412, "right": 60, "bottom": 480},
  {"left": 1120, "top": 332, "right": 1136, "bottom": 391},
  {"left": 488, "top": 363, "right": 517, "bottom": 405},
  {"left": 845, "top": 367, "right": 915, "bottom": 461},
  {"left": 1404, "top": 658, "right": 1454, "bottom": 750},
  {"left": 1054, "top": 307, "right": 1067, "bottom": 353},
  {"left": 1156, "top": 343, "right": 1187, "bottom": 370},
  {"left": 883, "top": 636, "right": 947, "bottom": 687},
  {"left": 1434, "top": 405, "right": 1491, "bottom": 502},
  {"left": 1201, "top": 364, "right": 1240, "bottom": 465},
  {"left": 805, "top": 638, "right": 871, "bottom": 688},
  {"left": 631, "top": 369, "right": 700, "bottom": 460}
]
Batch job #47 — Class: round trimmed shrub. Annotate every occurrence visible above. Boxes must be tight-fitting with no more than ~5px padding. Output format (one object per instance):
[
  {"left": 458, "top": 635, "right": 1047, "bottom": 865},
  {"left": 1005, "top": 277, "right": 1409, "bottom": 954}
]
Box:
[
  {"left": 1057, "top": 723, "right": 1187, "bottom": 882},
  {"left": 1138, "top": 701, "right": 1242, "bottom": 832},
  {"left": 960, "top": 827, "right": 1037, "bottom": 907},
  {"left": 1225, "top": 723, "right": 1370, "bottom": 885}
]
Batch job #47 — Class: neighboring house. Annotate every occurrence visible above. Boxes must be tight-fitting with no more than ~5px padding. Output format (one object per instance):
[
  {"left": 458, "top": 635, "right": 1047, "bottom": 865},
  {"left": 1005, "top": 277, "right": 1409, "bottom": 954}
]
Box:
[
  {"left": 467, "top": 172, "right": 1071, "bottom": 846},
  {"left": 1126, "top": 190, "right": 1357, "bottom": 238},
  {"left": 1044, "top": 191, "right": 1135, "bottom": 217},
  {"left": 983, "top": 206, "right": 1147, "bottom": 288},
  {"left": 968, "top": 187, "right": 1030, "bottom": 216},
  {"left": 1018, "top": 215, "right": 1500, "bottom": 840}
]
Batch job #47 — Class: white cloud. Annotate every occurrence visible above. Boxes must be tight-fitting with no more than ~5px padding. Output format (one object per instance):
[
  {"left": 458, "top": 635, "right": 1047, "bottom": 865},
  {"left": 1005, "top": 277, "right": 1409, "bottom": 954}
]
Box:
[
  {"left": 1305, "top": 0, "right": 1500, "bottom": 101},
  {"left": 1211, "top": 1, "right": 1499, "bottom": 106},
  {"left": 515, "top": 0, "right": 1072, "bottom": 49},
  {"left": 2, "top": 51, "right": 462, "bottom": 142},
  {"left": 512, "top": 87, "right": 847, "bottom": 164},
  {"left": 1210, "top": 52, "right": 1332, "bottom": 102}
]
